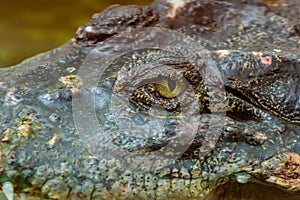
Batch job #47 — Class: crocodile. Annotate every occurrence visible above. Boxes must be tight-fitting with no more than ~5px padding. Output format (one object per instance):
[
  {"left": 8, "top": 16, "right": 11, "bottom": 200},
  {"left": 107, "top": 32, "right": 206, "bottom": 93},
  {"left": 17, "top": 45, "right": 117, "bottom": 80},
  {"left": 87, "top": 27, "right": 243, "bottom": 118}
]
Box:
[{"left": 0, "top": 0, "right": 300, "bottom": 199}]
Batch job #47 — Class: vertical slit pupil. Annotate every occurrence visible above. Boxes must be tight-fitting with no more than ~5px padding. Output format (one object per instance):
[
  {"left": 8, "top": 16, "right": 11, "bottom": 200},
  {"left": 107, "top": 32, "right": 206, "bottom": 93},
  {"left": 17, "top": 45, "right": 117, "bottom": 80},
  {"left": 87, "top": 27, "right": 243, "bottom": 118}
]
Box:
[{"left": 168, "top": 78, "right": 176, "bottom": 92}]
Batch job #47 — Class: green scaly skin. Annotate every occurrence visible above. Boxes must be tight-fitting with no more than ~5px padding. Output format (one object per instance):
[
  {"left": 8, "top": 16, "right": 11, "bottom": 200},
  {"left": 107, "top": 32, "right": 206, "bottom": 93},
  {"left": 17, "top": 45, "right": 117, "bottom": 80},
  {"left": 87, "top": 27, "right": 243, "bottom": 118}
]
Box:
[{"left": 0, "top": 0, "right": 300, "bottom": 199}]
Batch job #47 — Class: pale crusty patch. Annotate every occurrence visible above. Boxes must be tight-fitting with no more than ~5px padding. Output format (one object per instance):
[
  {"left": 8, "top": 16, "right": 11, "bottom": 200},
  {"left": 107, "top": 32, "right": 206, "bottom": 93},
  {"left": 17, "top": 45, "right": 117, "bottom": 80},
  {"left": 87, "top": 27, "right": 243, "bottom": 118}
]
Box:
[
  {"left": 269, "top": 153, "right": 300, "bottom": 191},
  {"left": 166, "top": 0, "right": 186, "bottom": 18}
]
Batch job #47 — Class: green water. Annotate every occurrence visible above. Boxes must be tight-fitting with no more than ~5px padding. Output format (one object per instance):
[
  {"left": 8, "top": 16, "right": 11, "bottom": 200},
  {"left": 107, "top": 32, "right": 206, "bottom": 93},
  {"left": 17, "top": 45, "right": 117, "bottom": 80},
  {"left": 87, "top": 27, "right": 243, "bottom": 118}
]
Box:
[{"left": 0, "top": 0, "right": 153, "bottom": 67}]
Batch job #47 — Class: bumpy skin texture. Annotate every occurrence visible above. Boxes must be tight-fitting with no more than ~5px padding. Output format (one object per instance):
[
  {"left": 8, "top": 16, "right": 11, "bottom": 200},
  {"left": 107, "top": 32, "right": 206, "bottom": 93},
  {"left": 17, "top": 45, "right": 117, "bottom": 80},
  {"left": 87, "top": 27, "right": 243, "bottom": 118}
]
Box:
[{"left": 0, "top": 0, "right": 300, "bottom": 199}]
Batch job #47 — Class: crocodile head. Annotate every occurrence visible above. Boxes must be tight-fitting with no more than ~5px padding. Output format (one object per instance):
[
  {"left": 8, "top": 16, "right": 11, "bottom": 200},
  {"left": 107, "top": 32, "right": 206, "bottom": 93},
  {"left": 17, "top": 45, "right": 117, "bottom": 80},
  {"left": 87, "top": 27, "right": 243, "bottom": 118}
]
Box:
[{"left": 0, "top": 0, "right": 300, "bottom": 199}]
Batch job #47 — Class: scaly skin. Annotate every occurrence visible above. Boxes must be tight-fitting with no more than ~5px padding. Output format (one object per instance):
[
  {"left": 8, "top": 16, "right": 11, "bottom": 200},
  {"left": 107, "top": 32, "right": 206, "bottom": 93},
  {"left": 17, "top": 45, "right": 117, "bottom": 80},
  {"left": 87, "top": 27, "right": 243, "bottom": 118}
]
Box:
[{"left": 0, "top": 0, "right": 300, "bottom": 199}]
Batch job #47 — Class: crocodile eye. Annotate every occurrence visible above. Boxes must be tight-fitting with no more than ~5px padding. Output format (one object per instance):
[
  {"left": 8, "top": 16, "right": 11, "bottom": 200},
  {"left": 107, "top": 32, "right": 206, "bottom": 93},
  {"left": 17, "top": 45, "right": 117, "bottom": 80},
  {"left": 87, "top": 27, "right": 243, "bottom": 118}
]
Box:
[{"left": 154, "top": 78, "right": 186, "bottom": 98}]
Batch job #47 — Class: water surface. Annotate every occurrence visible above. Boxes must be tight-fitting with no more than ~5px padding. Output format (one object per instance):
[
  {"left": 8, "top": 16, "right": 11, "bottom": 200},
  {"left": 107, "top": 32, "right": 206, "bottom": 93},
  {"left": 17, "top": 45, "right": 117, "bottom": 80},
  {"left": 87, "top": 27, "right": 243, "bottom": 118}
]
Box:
[{"left": 0, "top": 0, "right": 152, "bottom": 67}]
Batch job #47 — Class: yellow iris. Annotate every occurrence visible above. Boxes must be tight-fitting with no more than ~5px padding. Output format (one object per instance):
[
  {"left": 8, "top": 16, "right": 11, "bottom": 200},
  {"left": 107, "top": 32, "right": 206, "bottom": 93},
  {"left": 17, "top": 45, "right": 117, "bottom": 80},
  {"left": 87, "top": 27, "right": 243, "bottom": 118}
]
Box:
[{"left": 154, "top": 78, "right": 186, "bottom": 98}]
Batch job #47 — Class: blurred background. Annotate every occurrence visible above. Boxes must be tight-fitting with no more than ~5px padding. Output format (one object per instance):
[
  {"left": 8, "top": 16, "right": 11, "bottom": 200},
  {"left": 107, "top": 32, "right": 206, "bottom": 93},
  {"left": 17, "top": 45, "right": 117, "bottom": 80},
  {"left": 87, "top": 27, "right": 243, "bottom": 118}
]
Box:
[{"left": 0, "top": 0, "right": 153, "bottom": 67}]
